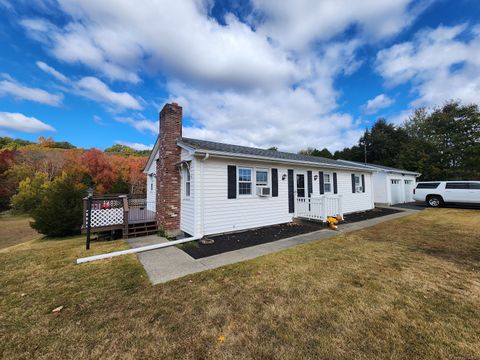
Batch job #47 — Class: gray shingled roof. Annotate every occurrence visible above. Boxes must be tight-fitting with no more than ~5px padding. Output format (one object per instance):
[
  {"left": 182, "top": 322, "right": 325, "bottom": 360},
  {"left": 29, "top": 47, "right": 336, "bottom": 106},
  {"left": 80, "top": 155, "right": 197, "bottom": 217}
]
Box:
[
  {"left": 336, "top": 159, "right": 419, "bottom": 175},
  {"left": 180, "top": 137, "right": 369, "bottom": 170}
]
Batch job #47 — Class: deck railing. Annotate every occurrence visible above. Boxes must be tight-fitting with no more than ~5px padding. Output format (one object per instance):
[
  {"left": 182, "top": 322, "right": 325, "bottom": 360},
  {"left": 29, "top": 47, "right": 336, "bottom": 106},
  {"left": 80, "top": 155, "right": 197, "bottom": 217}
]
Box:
[
  {"left": 82, "top": 194, "right": 155, "bottom": 235},
  {"left": 295, "top": 195, "right": 343, "bottom": 221}
]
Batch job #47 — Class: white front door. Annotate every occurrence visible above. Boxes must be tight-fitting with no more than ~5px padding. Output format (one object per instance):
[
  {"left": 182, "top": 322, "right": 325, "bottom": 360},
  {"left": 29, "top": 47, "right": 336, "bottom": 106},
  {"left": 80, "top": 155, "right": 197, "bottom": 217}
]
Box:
[{"left": 296, "top": 172, "right": 306, "bottom": 198}]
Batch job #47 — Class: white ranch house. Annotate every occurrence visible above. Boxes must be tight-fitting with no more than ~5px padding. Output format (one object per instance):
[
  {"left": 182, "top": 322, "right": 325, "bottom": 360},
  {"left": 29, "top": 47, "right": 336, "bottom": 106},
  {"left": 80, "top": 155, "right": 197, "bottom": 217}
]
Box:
[
  {"left": 83, "top": 102, "right": 419, "bottom": 241},
  {"left": 143, "top": 102, "right": 388, "bottom": 238}
]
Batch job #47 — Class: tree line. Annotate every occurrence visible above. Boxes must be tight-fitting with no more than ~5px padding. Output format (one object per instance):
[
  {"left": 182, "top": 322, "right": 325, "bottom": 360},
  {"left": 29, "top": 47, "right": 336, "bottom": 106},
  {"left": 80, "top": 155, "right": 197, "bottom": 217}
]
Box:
[
  {"left": 0, "top": 137, "right": 149, "bottom": 236},
  {"left": 298, "top": 101, "right": 480, "bottom": 181}
]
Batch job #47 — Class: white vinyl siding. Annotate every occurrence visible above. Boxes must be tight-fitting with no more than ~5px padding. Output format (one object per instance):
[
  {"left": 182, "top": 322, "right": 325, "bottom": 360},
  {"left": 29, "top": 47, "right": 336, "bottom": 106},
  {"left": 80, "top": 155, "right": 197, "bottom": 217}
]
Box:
[
  {"left": 199, "top": 158, "right": 374, "bottom": 235},
  {"left": 150, "top": 147, "right": 375, "bottom": 237},
  {"left": 372, "top": 172, "right": 417, "bottom": 205},
  {"left": 180, "top": 149, "right": 195, "bottom": 236},
  {"left": 145, "top": 157, "right": 156, "bottom": 212}
]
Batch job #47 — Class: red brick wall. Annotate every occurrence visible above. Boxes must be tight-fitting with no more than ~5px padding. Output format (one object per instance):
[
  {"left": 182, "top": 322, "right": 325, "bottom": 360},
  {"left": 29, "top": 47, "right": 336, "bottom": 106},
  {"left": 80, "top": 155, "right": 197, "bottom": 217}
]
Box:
[{"left": 156, "top": 103, "right": 182, "bottom": 234}]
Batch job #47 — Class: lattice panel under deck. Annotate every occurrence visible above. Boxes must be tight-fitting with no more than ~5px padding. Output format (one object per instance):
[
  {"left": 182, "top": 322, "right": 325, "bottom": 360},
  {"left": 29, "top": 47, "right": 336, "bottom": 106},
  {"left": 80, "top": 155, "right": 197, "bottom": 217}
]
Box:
[{"left": 86, "top": 208, "right": 124, "bottom": 228}]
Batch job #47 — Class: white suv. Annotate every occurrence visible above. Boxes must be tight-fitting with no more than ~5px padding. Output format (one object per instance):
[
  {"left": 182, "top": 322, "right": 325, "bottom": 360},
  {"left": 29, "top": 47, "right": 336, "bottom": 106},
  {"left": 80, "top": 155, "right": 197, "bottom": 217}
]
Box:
[{"left": 413, "top": 181, "right": 480, "bottom": 207}]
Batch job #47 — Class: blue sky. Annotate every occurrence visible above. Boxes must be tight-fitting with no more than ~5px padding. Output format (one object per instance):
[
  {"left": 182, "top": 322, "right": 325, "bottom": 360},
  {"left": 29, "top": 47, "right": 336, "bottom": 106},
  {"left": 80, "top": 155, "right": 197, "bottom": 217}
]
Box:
[{"left": 0, "top": 0, "right": 479, "bottom": 152}]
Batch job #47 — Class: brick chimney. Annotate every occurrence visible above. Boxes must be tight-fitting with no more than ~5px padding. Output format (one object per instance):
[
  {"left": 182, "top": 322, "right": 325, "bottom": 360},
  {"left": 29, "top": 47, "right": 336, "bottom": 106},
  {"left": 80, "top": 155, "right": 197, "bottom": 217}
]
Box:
[{"left": 156, "top": 102, "right": 182, "bottom": 237}]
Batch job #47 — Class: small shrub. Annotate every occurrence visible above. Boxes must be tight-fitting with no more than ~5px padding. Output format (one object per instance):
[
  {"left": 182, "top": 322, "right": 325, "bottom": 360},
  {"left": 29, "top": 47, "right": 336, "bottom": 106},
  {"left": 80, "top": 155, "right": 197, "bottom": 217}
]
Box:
[
  {"left": 31, "top": 173, "right": 86, "bottom": 237},
  {"left": 157, "top": 225, "right": 166, "bottom": 238}
]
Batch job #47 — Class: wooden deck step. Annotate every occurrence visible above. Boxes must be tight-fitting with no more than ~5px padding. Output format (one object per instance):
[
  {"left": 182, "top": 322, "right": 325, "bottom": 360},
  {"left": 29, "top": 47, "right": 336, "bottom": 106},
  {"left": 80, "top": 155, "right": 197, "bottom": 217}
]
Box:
[{"left": 127, "top": 221, "right": 157, "bottom": 238}]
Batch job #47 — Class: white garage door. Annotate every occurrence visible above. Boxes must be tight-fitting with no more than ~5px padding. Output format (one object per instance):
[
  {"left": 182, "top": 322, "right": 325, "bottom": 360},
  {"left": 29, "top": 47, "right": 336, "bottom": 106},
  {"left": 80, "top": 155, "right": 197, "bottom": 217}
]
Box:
[
  {"left": 390, "top": 179, "right": 403, "bottom": 204},
  {"left": 404, "top": 180, "right": 415, "bottom": 202}
]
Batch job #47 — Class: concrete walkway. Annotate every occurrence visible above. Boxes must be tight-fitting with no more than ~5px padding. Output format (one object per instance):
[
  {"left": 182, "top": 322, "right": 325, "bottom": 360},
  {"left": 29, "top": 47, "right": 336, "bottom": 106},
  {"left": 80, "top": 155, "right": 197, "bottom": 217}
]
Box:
[{"left": 129, "top": 208, "right": 417, "bottom": 284}]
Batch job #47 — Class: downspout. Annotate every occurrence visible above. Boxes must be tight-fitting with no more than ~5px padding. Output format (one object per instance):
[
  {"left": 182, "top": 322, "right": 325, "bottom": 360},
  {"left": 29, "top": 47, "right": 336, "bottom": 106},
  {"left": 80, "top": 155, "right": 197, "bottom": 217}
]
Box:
[{"left": 198, "top": 153, "right": 209, "bottom": 238}]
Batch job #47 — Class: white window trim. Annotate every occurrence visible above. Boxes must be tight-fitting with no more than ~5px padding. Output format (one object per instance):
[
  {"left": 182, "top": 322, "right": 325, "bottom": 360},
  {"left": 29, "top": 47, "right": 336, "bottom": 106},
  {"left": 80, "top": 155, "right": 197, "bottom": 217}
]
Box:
[
  {"left": 184, "top": 167, "right": 191, "bottom": 198},
  {"left": 323, "top": 172, "right": 332, "bottom": 193},
  {"left": 255, "top": 168, "right": 270, "bottom": 187},
  {"left": 238, "top": 167, "right": 253, "bottom": 197},
  {"left": 354, "top": 174, "right": 363, "bottom": 193}
]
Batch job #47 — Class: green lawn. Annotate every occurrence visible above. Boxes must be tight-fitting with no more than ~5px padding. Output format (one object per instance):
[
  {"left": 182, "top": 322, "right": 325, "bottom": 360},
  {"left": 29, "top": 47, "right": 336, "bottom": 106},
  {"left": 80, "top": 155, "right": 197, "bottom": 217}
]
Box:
[
  {"left": 1, "top": 208, "right": 479, "bottom": 359},
  {"left": 0, "top": 213, "right": 40, "bottom": 249}
]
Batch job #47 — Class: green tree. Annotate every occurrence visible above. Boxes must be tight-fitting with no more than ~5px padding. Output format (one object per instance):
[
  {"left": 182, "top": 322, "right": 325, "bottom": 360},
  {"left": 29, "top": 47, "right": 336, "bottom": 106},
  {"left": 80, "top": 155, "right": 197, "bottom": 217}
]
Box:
[
  {"left": 299, "top": 147, "right": 333, "bottom": 158},
  {"left": 110, "top": 177, "right": 130, "bottom": 194},
  {"left": 403, "top": 102, "right": 480, "bottom": 180},
  {"left": 105, "top": 144, "right": 150, "bottom": 157},
  {"left": 31, "top": 173, "right": 86, "bottom": 237},
  {"left": 11, "top": 172, "right": 49, "bottom": 214}
]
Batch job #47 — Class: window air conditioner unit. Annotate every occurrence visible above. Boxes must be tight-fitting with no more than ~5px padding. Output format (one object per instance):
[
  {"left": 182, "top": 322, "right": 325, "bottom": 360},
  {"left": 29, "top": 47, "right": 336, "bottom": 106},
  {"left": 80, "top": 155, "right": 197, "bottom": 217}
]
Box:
[{"left": 256, "top": 187, "right": 271, "bottom": 196}]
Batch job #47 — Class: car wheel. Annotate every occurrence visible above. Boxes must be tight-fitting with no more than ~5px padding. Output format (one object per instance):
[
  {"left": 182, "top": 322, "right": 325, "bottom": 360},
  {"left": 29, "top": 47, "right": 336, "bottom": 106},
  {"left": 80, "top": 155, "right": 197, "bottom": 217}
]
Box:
[{"left": 427, "top": 195, "right": 443, "bottom": 207}]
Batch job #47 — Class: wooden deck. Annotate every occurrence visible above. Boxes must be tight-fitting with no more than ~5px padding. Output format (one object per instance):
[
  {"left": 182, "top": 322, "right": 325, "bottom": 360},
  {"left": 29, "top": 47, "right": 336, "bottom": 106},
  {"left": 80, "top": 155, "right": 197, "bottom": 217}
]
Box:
[
  {"left": 128, "top": 208, "right": 156, "bottom": 224},
  {"left": 83, "top": 195, "right": 157, "bottom": 238}
]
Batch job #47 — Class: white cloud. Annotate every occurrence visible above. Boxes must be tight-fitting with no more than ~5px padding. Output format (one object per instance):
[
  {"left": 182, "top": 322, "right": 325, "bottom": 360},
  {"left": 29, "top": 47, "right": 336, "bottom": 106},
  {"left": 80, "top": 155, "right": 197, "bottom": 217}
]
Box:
[
  {"left": 388, "top": 109, "right": 414, "bottom": 125},
  {"left": 115, "top": 141, "right": 153, "bottom": 151},
  {"left": 76, "top": 76, "right": 143, "bottom": 110},
  {"left": 252, "top": 0, "right": 431, "bottom": 50},
  {"left": 376, "top": 24, "right": 480, "bottom": 107},
  {"left": 17, "top": 0, "right": 432, "bottom": 150},
  {"left": 171, "top": 79, "right": 362, "bottom": 152},
  {"left": 364, "top": 94, "right": 394, "bottom": 114},
  {"left": 115, "top": 116, "right": 158, "bottom": 134},
  {"left": 36, "top": 61, "right": 68, "bottom": 82},
  {"left": 0, "top": 78, "right": 63, "bottom": 106},
  {"left": 18, "top": 1, "right": 429, "bottom": 86},
  {"left": 0, "top": 112, "right": 55, "bottom": 132}
]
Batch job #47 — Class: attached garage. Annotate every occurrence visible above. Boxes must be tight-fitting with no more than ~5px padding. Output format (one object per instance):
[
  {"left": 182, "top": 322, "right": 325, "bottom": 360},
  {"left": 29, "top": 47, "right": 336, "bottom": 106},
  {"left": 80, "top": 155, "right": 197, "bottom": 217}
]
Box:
[{"left": 337, "top": 161, "right": 420, "bottom": 205}]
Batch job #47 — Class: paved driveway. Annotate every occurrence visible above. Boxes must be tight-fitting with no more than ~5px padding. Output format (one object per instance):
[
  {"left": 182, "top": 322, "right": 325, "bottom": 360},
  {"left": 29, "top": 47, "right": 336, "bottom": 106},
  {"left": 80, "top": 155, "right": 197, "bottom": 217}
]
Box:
[{"left": 393, "top": 201, "right": 480, "bottom": 210}]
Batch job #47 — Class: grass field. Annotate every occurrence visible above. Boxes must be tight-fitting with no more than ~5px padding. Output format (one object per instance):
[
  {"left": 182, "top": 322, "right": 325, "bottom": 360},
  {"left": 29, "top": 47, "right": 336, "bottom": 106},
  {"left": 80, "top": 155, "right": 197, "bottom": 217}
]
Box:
[
  {"left": 1, "top": 208, "right": 479, "bottom": 359},
  {"left": 0, "top": 213, "right": 40, "bottom": 249}
]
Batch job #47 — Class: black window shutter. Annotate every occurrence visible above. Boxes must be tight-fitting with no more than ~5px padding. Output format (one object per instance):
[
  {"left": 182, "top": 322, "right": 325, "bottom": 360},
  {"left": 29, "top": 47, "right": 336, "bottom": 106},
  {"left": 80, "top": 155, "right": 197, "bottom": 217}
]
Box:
[
  {"left": 351, "top": 174, "right": 356, "bottom": 193},
  {"left": 227, "top": 165, "right": 237, "bottom": 199},
  {"left": 271, "top": 168, "right": 278, "bottom": 197},
  {"left": 288, "top": 169, "right": 294, "bottom": 213},
  {"left": 319, "top": 171, "right": 324, "bottom": 195},
  {"left": 333, "top": 172, "right": 338, "bottom": 194},
  {"left": 307, "top": 171, "right": 313, "bottom": 197},
  {"left": 361, "top": 174, "right": 365, "bottom": 193}
]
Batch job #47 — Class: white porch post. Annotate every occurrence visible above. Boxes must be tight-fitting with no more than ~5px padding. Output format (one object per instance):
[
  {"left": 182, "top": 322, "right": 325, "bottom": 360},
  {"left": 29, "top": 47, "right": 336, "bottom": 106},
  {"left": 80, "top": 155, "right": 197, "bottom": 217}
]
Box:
[
  {"left": 338, "top": 195, "right": 343, "bottom": 218},
  {"left": 321, "top": 195, "right": 327, "bottom": 221}
]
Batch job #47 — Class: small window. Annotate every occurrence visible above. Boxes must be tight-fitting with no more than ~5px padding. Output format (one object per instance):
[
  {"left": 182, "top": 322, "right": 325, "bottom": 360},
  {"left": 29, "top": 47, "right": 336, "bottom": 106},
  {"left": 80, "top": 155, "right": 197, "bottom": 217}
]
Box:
[
  {"left": 391, "top": 179, "right": 401, "bottom": 184},
  {"left": 151, "top": 182, "right": 153, "bottom": 191},
  {"left": 324, "top": 173, "right": 332, "bottom": 193},
  {"left": 470, "top": 183, "right": 480, "bottom": 190},
  {"left": 184, "top": 168, "right": 191, "bottom": 197},
  {"left": 405, "top": 180, "right": 413, "bottom": 184},
  {"left": 238, "top": 168, "right": 252, "bottom": 195},
  {"left": 446, "top": 182, "right": 470, "bottom": 189},
  {"left": 354, "top": 175, "right": 362, "bottom": 193},
  {"left": 416, "top": 182, "right": 440, "bottom": 189},
  {"left": 256, "top": 169, "right": 269, "bottom": 186}
]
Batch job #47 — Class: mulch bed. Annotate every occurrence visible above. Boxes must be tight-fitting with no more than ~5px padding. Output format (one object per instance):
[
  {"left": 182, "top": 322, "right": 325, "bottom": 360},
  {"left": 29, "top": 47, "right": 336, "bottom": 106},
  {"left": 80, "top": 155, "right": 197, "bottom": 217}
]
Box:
[
  {"left": 180, "top": 207, "right": 403, "bottom": 259},
  {"left": 342, "top": 207, "right": 403, "bottom": 223},
  {"left": 180, "top": 221, "right": 325, "bottom": 259}
]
